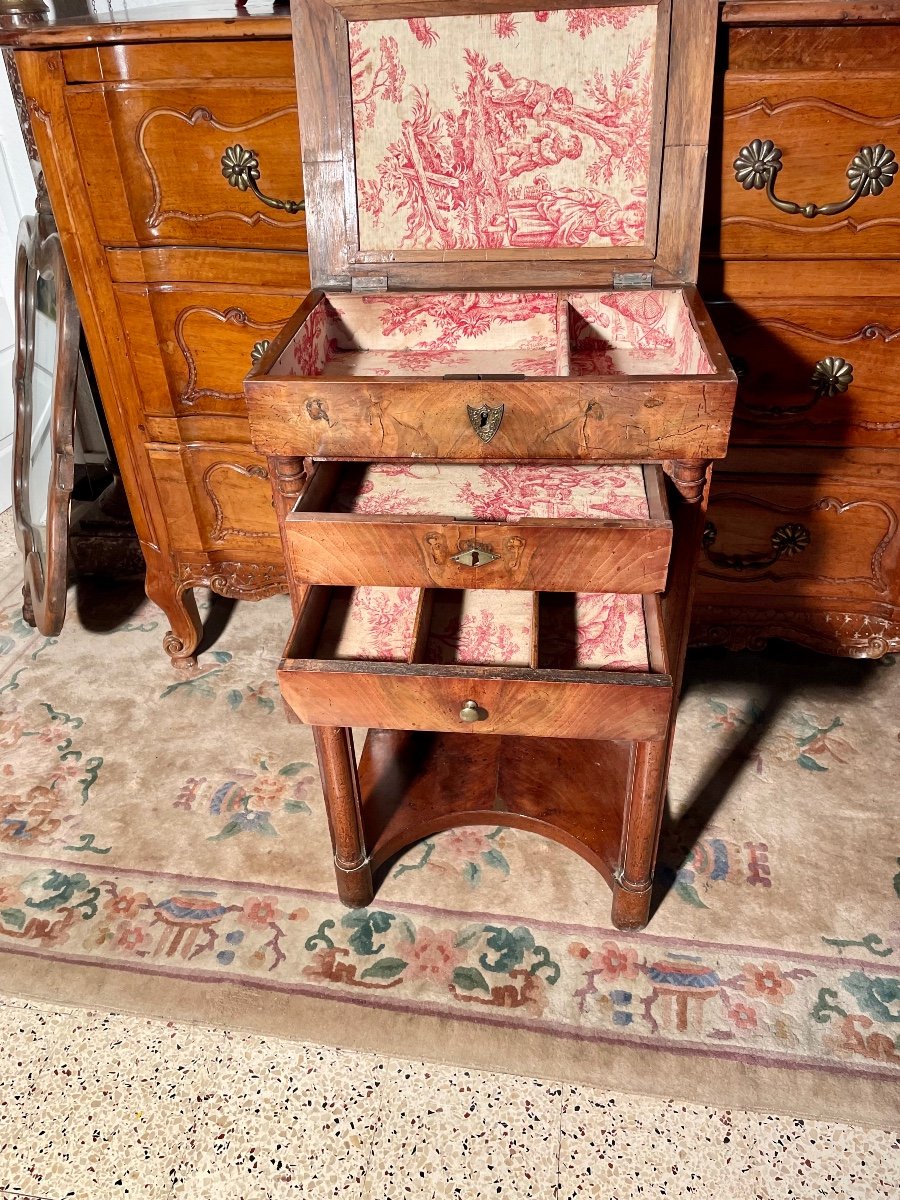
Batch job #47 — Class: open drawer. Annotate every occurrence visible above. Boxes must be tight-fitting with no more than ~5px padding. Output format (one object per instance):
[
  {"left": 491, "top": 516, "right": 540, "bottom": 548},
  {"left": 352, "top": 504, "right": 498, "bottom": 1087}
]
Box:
[
  {"left": 246, "top": 286, "right": 736, "bottom": 462},
  {"left": 278, "top": 585, "right": 673, "bottom": 742},
  {"left": 287, "top": 461, "right": 672, "bottom": 593}
]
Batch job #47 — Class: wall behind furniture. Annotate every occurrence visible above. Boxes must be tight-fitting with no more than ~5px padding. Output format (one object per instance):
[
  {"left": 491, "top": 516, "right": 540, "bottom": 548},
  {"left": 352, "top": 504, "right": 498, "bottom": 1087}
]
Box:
[{"left": 0, "top": 52, "right": 35, "bottom": 513}]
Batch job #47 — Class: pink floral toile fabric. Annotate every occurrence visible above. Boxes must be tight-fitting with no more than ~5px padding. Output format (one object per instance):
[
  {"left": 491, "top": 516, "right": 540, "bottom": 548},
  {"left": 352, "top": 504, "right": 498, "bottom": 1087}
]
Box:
[
  {"left": 350, "top": 7, "right": 659, "bottom": 252},
  {"left": 284, "top": 289, "right": 712, "bottom": 379},
  {"left": 332, "top": 462, "right": 650, "bottom": 521},
  {"left": 320, "top": 586, "right": 649, "bottom": 670}
]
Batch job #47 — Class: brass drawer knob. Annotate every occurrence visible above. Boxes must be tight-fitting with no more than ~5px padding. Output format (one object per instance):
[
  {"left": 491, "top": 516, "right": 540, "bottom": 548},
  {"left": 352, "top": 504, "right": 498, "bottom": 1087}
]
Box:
[{"left": 459, "top": 700, "right": 487, "bottom": 723}]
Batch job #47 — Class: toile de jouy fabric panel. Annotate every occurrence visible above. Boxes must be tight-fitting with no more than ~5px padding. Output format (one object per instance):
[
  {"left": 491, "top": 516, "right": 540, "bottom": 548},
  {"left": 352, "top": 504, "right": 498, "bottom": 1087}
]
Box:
[
  {"left": 281, "top": 287, "right": 712, "bottom": 379},
  {"left": 568, "top": 289, "right": 715, "bottom": 376},
  {"left": 350, "top": 7, "right": 659, "bottom": 252},
  {"left": 318, "top": 586, "right": 421, "bottom": 663},
  {"left": 425, "top": 590, "right": 536, "bottom": 667},
  {"left": 331, "top": 462, "right": 651, "bottom": 521},
  {"left": 539, "top": 592, "right": 649, "bottom": 670},
  {"left": 318, "top": 586, "right": 649, "bottom": 670}
]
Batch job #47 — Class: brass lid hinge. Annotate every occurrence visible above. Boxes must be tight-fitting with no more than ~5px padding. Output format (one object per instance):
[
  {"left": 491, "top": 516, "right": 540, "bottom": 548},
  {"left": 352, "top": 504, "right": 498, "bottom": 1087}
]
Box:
[{"left": 613, "top": 271, "right": 653, "bottom": 289}]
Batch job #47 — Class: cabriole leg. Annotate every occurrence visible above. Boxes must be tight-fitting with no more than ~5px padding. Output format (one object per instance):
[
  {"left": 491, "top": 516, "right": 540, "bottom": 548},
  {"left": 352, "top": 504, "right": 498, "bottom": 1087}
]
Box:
[
  {"left": 145, "top": 566, "right": 202, "bottom": 671},
  {"left": 313, "top": 725, "right": 374, "bottom": 908}
]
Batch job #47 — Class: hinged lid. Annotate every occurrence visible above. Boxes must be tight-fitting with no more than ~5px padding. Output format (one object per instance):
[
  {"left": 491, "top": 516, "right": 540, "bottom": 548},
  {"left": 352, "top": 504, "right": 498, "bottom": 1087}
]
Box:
[{"left": 294, "top": 1, "right": 718, "bottom": 291}]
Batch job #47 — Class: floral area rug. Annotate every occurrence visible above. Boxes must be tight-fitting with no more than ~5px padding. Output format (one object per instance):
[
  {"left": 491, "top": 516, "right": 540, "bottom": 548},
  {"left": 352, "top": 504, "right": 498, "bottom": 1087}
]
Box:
[{"left": 0, "top": 554, "right": 898, "bottom": 1126}]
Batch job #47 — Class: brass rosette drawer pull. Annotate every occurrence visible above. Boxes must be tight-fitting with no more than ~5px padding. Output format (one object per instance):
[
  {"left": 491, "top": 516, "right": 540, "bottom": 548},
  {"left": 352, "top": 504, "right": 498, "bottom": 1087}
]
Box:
[
  {"left": 702, "top": 521, "right": 810, "bottom": 572},
  {"left": 221, "top": 145, "right": 305, "bottom": 215},
  {"left": 811, "top": 356, "right": 853, "bottom": 398},
  {"left": 740, "top": 356, "right": 854, "bottom": 419},
  {"left": 733, "top": 139, "right": 897, "bottom": 219}
]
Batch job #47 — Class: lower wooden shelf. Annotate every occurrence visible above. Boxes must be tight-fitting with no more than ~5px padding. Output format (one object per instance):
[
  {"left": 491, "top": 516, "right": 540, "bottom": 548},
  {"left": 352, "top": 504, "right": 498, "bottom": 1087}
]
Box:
[{"left": 358, "top": 728, "right": 631, "bottom": 889}]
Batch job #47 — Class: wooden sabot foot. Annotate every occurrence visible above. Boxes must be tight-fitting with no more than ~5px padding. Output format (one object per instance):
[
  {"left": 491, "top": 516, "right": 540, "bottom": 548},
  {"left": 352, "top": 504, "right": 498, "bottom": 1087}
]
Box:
[
  {"left": 610, "top": 879, "right": 652, "bottom": 931},
  {"left": 335, "top": 858, "right": 375, "bottom": 908}
]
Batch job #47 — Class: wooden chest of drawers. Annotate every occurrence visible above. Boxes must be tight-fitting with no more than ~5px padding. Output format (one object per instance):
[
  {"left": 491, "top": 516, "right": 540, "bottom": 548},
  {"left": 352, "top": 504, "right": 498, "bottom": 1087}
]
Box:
[
  {"left": 3, "top": 0, "right": 898, "bottom": 663},
  {"left": 694, "top": 0, "right": 900, "bottom": 656}
]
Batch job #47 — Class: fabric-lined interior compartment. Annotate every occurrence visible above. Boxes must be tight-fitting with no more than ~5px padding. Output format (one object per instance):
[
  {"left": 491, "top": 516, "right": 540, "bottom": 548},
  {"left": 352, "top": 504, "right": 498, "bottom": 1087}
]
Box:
[
  {"left": 418, "top": 590, "right": 537, "bottom": 668},
  {"left": 293, "top": 586, "right": 421, "bottom": 664},
  {"left": 287, "top": 462, "right": 672, "bottom": 596},
  {"left": 537, "top": 592, "right": 649, "bottom": 671},
  {"left": 291, "top": 586, "right": 651, "bottom": 673},
  {"left": 567, "top": 289, "right": 715, "bottom": 377},
  {"left": 277, "top": 291, "right": 566, "bottom": 379},
  {"left": 279, "top": 288, "right": 714, "bottom": 381},
  {"left": 324, "top": 461, "right": 652, "bottom": 521}
]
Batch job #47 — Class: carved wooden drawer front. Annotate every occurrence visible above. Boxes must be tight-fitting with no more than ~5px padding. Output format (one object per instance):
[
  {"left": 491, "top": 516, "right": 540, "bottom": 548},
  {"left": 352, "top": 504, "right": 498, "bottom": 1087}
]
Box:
[
  {"left": 716, "top": 72, "right": 900, "bottom": 259},
  {"left": 697, "top": 455, "right": 900, "bottom": 607},
  {"left": 64, "top": 43, "right": 305, "bottom": 250},
  {"left": 147, "top": 440, "right": 279, "bottom": 556},
  {"left": 286, "top": 462, "right": 672, "bottom": 594},
  {"left": 711, "top": 300, "right": 900, "bottom": 447},
  {"left": 116, "top": 283, "right": 309, "bottom": 418},
  {"left": 279, "top": 586, "right": 672, "bottom": 742}
]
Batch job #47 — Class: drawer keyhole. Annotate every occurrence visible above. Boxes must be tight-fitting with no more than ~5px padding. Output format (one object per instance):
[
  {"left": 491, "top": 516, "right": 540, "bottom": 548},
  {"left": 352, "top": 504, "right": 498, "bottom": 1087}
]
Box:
[{"left": 451, "top": 545, "right": 499, "bottom": 568}]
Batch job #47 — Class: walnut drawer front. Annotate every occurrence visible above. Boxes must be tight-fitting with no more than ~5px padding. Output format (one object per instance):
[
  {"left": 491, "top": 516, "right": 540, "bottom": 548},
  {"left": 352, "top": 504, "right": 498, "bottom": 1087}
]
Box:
[
  {"left": 64, "top": 42, "right": 305, "bottom": 251},
  {"left": 286, "top": 462, "right": 672, "bottom": 594},
  {"left": 696, "top": 449, "right": 900, "bottom": 608},
  {"left": 279, "top": 587, "right": 672, "bottom": 742},
  {"left": 715, "top": 71, "right": 900, "bottom": 260},
  {"left": 711, "top": 300, "right": 900, "bottom": 448}
]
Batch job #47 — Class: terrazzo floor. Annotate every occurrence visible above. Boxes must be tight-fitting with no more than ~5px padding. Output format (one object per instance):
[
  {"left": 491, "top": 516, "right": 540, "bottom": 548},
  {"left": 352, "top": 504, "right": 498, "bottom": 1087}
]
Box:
[
  {"left": 0, "top": 511, "right": 897, "bottom": 1196},
  {"left": 0, "top": 992, "right": 897, "bottom": 1198}
]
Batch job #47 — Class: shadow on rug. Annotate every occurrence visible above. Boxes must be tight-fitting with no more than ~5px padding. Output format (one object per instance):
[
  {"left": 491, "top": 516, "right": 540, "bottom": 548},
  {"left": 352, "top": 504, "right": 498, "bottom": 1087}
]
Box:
[{"left": 1, "top": 566, "right": 897, "bottom": 1125}]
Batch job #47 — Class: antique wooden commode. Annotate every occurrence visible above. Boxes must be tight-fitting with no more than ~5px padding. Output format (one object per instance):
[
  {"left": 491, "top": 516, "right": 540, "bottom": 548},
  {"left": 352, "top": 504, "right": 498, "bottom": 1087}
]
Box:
[{"left": 245, "top": 0, "right": 737, "bottom": 930}]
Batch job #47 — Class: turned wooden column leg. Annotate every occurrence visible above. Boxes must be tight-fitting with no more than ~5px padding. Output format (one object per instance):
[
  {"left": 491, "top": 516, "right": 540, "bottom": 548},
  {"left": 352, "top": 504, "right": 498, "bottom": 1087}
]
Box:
[
  {"left": 612, "top": 740, "right": 668, "bottom": 931},
  {"left": 313, "top": 725, "right": 374, "bottom": 908},
  {"left": 145, "top": 565, "right": 202, "bottom": 671},
  {"left": 268, "top": 455, "right": 309, "bottom": 619}
]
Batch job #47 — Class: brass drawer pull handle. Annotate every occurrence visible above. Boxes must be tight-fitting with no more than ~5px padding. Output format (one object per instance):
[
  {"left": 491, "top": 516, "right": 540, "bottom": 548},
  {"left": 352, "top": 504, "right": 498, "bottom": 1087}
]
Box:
[
  {"left": 459, "top": 700, "right": 487, "bottom": 723},
  {"left": 221, "top": 145, "right": 305, "bottom": 215},
  {"left": 733, "top": 140, "right": 897, "bottom": 219},
  {"left": 466, "top": 402, "right": 504, "bottom": 443},
  {"left": 739, "top": 355, "right": 854, "bottom": 419},
  {"left": 702, "top": 521, "right": 810, "bottom": 572}
]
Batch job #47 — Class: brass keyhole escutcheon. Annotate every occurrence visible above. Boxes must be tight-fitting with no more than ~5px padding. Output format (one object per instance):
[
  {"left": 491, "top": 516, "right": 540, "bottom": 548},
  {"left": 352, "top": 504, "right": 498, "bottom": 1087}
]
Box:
[
  {"left": 459, "top": 700, "right": 487, "bottom": 723},
  {"left": 466, "top": 402, "right": 504, "bottom": 443},
  {"left": 451, "top": 544, "right": 499, "bottom": 568}
]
